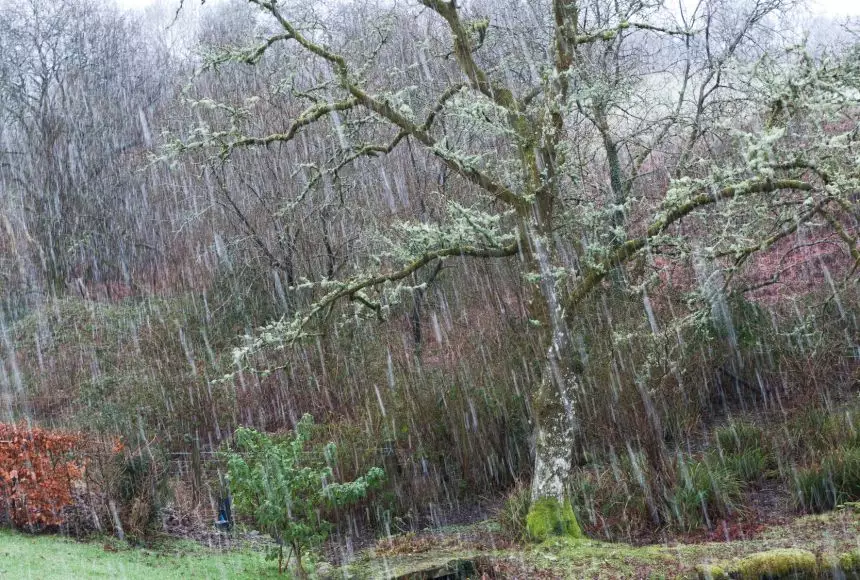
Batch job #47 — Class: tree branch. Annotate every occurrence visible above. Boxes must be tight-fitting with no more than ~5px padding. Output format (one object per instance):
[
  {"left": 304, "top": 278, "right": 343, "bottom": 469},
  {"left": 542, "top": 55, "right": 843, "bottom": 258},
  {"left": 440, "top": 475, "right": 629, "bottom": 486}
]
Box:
[
  {"left": 574, "top": 21, "right": 692, "bottom": 45},
  {"left": 220, "top": 98, "right": 359, "bottom": 155},
  {"left": 423, "top": 83, "right": 465, "bottom": 131},
  {"left": 234, "top": 239, "right": 520, "bottom": 372},
  {"left": 418, "top": 0, "right": 519, "bottom": 111},
  {"left": 563, "top": 178, "right": 814, "bottom": 312}
]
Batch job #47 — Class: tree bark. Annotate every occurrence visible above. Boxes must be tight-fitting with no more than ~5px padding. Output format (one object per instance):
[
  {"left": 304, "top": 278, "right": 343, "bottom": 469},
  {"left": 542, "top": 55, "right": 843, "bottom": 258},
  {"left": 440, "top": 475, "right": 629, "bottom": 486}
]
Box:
[
  {"left": 531, "top": 354, "right": 576, "bottom": 503},
  {"left": 526, "top": 337, "right": 584, "bottom": 540},
  {"left": 524, "top": 231, "right": 584, "bottom": 540}
]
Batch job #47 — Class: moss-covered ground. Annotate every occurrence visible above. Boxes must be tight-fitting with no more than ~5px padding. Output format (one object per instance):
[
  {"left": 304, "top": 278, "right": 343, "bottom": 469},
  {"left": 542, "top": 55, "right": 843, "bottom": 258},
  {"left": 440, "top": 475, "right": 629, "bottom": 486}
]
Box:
[
  {"left": 344, "top": 507, "right": 860, "bottom": 578},
  {"left": 1, "top": 507, "right": 858, "bottom": 578}
]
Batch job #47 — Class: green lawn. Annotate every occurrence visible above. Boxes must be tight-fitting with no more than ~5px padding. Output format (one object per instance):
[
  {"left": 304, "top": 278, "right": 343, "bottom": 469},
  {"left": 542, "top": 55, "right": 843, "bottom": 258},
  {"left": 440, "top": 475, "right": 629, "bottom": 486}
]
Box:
[{"left": 0, "top": 531, "right": 279, "bottom": 579}]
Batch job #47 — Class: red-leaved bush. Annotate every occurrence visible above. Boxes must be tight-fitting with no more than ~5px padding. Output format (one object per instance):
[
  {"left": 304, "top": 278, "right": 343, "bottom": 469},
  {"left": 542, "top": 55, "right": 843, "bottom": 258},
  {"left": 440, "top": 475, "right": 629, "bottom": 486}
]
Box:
[{"left": 0, "top": 423, "right": 85, "bottom": 530}]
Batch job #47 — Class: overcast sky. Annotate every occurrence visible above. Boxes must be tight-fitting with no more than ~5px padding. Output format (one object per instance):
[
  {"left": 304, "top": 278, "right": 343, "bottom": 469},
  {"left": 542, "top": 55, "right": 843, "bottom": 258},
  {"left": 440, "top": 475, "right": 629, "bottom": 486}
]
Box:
[
  {"left": 813, "top": 0, "right": 860, "bottom": 15},
  {"left": 116, "top": 0, "right": 860, "bottom": 16}
]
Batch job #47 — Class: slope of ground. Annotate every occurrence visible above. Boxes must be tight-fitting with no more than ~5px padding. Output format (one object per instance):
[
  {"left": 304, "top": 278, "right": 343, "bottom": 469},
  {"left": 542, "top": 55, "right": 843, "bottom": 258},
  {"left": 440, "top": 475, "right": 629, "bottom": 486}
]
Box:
[
  {"left": 344, "top": 508, "right": 860, "bottom": 578},
  {"left": 3, "top": 508, "right": 858, "bottom": 578}
]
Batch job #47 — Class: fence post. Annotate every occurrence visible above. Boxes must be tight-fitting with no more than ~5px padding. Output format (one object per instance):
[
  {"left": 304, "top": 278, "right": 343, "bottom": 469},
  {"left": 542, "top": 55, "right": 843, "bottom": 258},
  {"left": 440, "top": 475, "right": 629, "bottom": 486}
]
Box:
[{"left": 191, "top": 432, "right": 203, "bottom": 506}]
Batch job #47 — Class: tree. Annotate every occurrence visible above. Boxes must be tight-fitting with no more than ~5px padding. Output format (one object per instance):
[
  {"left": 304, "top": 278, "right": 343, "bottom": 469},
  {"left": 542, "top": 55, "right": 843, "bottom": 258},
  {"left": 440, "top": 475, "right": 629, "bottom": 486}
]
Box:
[
  {"left": 0, "top": 0, "right": 178, "bottom": 300},
  {"left": 225, "top": 414, "right": 384, "bottom": 576},
  {"left": 170, "top": 0, "right": 860, "bottom": 537}
]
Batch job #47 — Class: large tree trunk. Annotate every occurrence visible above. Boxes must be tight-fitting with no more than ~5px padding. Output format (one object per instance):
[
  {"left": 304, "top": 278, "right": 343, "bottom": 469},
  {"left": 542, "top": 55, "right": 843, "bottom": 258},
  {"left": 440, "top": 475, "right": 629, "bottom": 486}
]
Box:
[{"left": 525, "top": 232, "right": 585, "bottom": 540}]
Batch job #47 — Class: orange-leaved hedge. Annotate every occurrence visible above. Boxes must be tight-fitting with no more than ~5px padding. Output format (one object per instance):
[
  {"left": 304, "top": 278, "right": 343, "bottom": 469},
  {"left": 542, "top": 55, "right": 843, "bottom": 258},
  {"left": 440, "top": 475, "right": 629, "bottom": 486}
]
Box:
[{"left": 0, "top": 423, "right": 86, "bottom": 530}]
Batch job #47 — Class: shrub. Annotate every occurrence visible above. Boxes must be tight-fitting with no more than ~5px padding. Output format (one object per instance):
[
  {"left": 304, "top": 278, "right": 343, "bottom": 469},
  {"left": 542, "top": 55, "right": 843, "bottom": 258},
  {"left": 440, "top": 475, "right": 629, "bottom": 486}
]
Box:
[
  {"left": 0, "top": 423, "right": 85, "bottom": 531},
  {"left": 794, "top": 465, "right": 836, "bottom": 513},
  {"left": 525, "top": 497, "right": 583, "bottom": 542},
  {"left": 783, "top": 407, "right": 859, "bottom": 463},
  {"left": 115, "top": 451, "right": 169, "bottom": 539},
  {"left": 568, "top": 462, "right": 652, "bottom": 541},
  {"left": 711, "top": 422, "right": 773, "bottom": 483},
  {"left": 839, "top": 550, "right": 860, "bottom": 576},
  {"left": 829, "top": 446, "right": 860, "bottom": 500},
  {"left": 225, "top": 414, "right": 385, "bottom": 577}
]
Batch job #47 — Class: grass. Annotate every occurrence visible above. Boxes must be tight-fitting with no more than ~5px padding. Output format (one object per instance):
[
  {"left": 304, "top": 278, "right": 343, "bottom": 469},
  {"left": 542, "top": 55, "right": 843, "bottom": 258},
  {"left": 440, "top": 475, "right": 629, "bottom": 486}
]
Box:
[
  {"left": 714, "top": 423, "right": 765, "bottom": 457},
  {"left": 670, "top": 458, "right": 744, "bottom": 531},
  {"left": 0, "top": 530, "right": 280, "bottom": 579},
  {"left": 495, "top": 479, "right": 531, "bottom": 541}
]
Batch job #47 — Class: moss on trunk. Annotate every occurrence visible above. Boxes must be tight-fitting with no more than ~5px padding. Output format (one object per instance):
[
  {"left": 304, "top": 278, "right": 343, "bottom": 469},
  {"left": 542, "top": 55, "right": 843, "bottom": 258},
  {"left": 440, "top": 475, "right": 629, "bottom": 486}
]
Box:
[{"left": 525, "top": 497, "right": 583, "bottom": 542}]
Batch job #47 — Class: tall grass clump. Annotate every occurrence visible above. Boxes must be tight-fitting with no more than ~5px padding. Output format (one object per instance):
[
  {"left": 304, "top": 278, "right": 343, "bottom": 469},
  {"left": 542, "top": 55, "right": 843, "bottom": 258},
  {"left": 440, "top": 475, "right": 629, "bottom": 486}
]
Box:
[
  {"left": 496, "top": 480, "right": 532, "bottom": 542},
  {"left": 568, "top": 458, "right": 653, "bottom": 541},
  {"left": 794, "top": 445, "right": 860, "bottom": 513},
  {"left": 713, "top": 422, "right": 772, "bottom": 482},
  {"left": 669, "top": 459, "right": 743, "bottom": 531}
]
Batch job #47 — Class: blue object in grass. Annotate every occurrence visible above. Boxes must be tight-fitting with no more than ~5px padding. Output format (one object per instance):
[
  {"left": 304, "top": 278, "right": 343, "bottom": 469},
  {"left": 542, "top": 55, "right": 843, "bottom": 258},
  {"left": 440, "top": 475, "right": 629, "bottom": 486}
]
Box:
[{"left": 215, "top": 493, "right": 232, "bottom": 531}]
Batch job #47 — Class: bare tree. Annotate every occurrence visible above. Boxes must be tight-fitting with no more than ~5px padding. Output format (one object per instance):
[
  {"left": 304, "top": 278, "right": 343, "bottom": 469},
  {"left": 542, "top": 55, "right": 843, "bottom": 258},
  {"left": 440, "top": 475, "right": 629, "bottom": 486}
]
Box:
[
  {"left": 0, "top": 0, "right": 178, "bottom": 300},
  {"left": 168, "top": 0, "right": 859, "bottom": 535}
]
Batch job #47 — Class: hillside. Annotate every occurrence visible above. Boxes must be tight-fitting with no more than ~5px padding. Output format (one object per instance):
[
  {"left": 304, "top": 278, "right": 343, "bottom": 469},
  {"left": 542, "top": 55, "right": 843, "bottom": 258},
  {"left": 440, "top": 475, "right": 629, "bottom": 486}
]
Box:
[{"left": 1, "top": 0, "right": 859, "bottom": 577}]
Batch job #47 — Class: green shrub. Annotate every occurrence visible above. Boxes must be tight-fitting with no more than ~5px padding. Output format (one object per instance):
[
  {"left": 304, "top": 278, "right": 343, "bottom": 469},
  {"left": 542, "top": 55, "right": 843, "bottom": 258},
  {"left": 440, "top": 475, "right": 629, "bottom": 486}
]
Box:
[
  {"left": 826, "top": 446, "right": 860, "bottom": 498},
  {"left": 784, "top": 408, "right": 858, "bottom": 462},
  {"left": 793, "top": 466, "right": 836, "bottom": 513},
  {"left": 695, "top": 563, "right": 729, "bottom": 579},
  {"left": 711, "top": 422, "right": 773, "bottom": 483},
  {"left": 225, "top": 415, "right": 385, "bottom": 577},
  {"left": 839, "top": 550, "right": 860, "bottom": 576},
  {"left": 525, "top": 497, "right": 583, "bottom": 542}
]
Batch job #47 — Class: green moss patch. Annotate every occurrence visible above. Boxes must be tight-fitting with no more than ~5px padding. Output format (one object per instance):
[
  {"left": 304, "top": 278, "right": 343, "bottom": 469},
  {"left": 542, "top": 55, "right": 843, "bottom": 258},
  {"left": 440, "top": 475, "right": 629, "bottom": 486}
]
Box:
[
  {"left": 733, "top": 548, "right": 818, "bottom": 579},
  {"left": 525, "top": 497, "right": 584, "bottom": 541},
  {"left": 700, "top": 547, "right": 860, "bottom": 579},
  {"left": 695, "top": 563, "right": 729, "bottom": 579}
]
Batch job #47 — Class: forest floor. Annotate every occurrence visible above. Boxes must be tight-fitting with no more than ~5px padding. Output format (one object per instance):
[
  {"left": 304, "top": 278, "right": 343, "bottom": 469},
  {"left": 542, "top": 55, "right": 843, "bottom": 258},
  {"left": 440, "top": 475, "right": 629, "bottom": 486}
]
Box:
[
  {"left": 2, "top": 507, "right": 858, "bottom": 578},
  {"left": 345, "top": 506, "right": 860, "bottom": 578}
]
